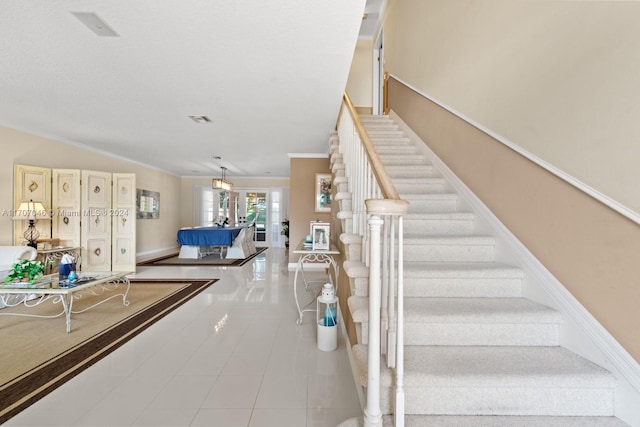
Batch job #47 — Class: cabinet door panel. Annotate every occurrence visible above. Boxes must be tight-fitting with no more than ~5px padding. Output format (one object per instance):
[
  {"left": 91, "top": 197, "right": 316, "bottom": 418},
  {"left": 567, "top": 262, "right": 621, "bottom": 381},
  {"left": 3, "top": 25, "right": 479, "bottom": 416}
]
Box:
[
  {"left": 112, "top": 174, "right": 136, "bottom": 272},
  {"left": 81, "top": 171, "right": 112, "bottom": 271},
  {"left": 14, "top": 165, "right": 51, "bottom": 245},
  {"left": 86, "top": 238, "right": 108, "bottom": 267},
  {"left": 52, "top": 169, "right": 81, "bottom": 247}
]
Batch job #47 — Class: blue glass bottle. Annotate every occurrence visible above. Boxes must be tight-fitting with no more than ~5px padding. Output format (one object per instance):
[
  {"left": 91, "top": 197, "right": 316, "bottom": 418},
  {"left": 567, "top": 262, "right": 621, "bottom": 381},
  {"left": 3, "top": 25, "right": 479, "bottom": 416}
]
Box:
[{"left": 323, "top": 305, "right": 337, "bottom": 326}]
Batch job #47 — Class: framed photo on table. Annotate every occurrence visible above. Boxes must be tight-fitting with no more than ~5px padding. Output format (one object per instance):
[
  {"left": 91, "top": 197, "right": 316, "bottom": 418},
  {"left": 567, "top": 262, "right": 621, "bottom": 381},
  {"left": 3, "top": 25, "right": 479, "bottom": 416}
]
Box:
[
  {"left": 311, "top": 222, "right": 330, "bottom": 251},
  {"left": 315, "top": 173, "right": 332, "bottom": 213}
]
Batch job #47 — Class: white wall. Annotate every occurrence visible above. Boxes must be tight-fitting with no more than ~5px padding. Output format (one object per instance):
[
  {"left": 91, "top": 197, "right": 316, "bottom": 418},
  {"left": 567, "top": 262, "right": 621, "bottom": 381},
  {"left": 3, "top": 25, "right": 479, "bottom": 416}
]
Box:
[{"left": 346, "top": 39, "right": 374, "bottom": 108}]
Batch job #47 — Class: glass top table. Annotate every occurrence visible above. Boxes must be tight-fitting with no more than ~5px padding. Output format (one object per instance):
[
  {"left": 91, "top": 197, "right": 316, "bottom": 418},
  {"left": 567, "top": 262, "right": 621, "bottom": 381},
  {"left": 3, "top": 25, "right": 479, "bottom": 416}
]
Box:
[{"left": 0, "top": 271, "right": 131, "bottom": 333}]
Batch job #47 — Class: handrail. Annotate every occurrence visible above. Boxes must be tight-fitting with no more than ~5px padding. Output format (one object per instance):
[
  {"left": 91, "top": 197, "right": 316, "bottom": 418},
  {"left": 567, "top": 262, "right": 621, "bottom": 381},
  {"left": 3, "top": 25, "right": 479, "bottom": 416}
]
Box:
[
  {"left": 343, "top": 93, "right": 401, "bottom": 201},
  {"left": 337, "top": 93, "right": 408, "bottom": 427}
]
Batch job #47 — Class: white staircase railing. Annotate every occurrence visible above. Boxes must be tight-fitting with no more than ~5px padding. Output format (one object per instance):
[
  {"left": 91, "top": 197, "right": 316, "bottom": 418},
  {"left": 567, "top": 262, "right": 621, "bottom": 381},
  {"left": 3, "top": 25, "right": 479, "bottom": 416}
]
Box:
[{"left": 337, "top": 94, "right": 409, "bottom": 427}]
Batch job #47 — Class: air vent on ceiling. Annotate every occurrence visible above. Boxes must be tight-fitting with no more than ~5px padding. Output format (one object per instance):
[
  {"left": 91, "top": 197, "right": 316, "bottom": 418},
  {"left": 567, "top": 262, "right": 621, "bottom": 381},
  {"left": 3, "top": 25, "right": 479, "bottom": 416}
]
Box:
[
  {"left": 189, "top": 116, "right": 212, "bottom": 124},
  {"left": 71, "top": 12, "right": 119, "bottom": 37}
]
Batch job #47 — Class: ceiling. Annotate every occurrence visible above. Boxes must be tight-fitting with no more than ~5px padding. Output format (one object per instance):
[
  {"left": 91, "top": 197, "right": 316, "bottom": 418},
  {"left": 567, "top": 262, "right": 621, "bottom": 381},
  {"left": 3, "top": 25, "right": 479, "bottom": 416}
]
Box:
[{"left": 0, "top": 0, "right": 380, "bottom": 179}]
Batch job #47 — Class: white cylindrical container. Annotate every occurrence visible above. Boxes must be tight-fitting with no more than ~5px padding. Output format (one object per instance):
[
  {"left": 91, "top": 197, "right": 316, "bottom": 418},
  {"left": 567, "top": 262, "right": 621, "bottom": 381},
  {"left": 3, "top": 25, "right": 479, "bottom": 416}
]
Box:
[{"left": 317, "top": 285, "right": 338, "bottom": 352}]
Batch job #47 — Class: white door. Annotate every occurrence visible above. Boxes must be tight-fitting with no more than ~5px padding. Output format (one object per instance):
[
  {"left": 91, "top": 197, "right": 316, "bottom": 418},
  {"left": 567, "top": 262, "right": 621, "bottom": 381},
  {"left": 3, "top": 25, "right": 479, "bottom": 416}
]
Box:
[
  {"left": 81, "top": 170, "right": 112, "bottom": 271},
  {"left": 234, "top": 189, "right": 268, "bottom": 246}
]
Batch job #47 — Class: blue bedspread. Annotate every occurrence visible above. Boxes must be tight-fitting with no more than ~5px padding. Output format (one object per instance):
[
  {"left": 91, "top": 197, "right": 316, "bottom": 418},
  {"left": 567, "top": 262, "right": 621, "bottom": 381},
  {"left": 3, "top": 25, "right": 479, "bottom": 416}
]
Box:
[{"left": 177, "top": 226, "right": 243, "bottom": 246}]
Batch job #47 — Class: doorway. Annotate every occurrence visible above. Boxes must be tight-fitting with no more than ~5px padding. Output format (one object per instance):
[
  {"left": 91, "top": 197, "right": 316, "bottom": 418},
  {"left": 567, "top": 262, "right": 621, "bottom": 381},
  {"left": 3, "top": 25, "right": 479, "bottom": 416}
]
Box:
[{"left": 233, "top": 190, "right": 268, "bottom": 246}]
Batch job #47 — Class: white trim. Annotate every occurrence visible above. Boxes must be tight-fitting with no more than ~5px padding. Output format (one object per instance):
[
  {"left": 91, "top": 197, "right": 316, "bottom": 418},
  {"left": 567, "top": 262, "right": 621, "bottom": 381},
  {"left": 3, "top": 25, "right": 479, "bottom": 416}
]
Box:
[
  {"left": 287, "top": 152, "right": 329, "bottom": 158},
  {"left": 136, "top": 246, "right": 179, "bottom": 262},
  {"left": 392, "top": 112, "right": 640, "bottom": 425},
  {"left": 388, "top": 74, "right": 640, "bottom": 226}
]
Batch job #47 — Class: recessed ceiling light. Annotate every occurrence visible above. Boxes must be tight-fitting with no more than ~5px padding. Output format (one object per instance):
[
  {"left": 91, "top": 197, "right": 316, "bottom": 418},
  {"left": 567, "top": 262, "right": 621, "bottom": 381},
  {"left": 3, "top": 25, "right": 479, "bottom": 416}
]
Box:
[
  {"left": 71, "top": 12, "right": 119, "bottom": 37},
  {"left": 189, "top": 115, "right": 212, "bottom": 124}
]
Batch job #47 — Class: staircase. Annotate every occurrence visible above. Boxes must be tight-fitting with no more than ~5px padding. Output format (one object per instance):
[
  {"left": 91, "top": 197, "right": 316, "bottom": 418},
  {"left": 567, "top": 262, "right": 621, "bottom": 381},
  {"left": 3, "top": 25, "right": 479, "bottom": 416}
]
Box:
[{"left": 335, "top": 114, "right": 628, "bottom": 426}]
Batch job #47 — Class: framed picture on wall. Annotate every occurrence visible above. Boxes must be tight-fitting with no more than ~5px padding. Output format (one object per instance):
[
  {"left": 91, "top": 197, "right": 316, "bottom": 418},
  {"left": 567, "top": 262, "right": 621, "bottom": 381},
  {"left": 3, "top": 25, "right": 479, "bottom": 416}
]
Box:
[{"left": 315, "top": 173, "right": 332, "bottom": 213}]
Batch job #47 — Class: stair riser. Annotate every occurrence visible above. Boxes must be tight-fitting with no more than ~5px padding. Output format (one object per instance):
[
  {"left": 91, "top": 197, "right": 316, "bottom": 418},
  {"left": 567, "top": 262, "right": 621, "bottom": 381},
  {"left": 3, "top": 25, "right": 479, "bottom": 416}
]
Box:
[
  {"left": 379, "top": 387, "right": 614, "bottom": 417},
  {"left": 357, "top": 322, "right": 558, "bottom": 347},
  {"left": 403, "top": 218, "right": 474, "bottom": 234},
  {"left": 336, "top": 182, "right": 349, "bottom": 193},
  {"left": 388, "top": 171, "right": 440, "bottom": 179},
  {"left": 395, "top": 183, "right": 447, "bottom": 193},
  {"left": 405, "top": 199, "right": 458, "bottom": 213},
  {"left": 338, "top": 199, "right": 351, "bottom": 211},
  {"left": 404, "top": 277, "right": 522, "bottom": 298},
  {"left": 403, "top": 323, "right": 559, "bottom": 346},
  {"left": 380, "top": 157, "right": 426, "bottom": 166},
  {"left": 367, "top": 131, "right": 405, "bottom": 138},
  {"left": 404, "top": 244, "right": 495, "bottom": 262},
  {"left": 342, "top": 244, "right": 362, "bottom": 263},
  {"left": 355, "top": 277, "right": 523, "bottom": 299},
  {"left": 339, "top": 218, "right": 352, "bottom": 234},
  {"left": 376, "top": 146, "right": 417, "bottom": 155},
  {"left": 353, "top": 277, "right": 369, "bottom": 297}
]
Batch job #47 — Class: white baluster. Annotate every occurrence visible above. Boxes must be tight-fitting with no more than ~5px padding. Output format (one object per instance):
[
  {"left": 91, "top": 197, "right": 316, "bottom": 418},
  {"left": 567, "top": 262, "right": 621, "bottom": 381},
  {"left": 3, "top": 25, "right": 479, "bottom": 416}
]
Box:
[{"left": 364, "top": 214, "right": 383, "bottom": 427}]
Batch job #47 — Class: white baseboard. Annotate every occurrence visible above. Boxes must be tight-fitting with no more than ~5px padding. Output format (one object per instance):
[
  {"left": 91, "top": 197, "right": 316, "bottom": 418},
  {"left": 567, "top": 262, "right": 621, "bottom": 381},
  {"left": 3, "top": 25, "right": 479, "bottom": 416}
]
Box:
[
  {"left": 136, "top": 246, "right": 179, "bottom": 262},
  {"left": 391, "top": 111, "right": 640, "bottom": 425}
]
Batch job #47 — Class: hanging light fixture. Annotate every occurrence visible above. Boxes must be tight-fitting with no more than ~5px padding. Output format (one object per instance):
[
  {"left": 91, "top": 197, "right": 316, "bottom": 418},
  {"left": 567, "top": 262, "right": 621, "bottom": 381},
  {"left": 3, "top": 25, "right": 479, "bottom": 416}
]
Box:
[{"left": 212, "top": 166, "right": 233, "bottom": 192}]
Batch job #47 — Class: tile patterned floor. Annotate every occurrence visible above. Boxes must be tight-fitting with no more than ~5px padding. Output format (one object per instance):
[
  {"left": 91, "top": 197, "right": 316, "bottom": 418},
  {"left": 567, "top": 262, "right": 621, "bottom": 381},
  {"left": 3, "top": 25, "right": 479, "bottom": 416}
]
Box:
[{"left": 5, "top": 248, "right": 362, "bottom": 427}]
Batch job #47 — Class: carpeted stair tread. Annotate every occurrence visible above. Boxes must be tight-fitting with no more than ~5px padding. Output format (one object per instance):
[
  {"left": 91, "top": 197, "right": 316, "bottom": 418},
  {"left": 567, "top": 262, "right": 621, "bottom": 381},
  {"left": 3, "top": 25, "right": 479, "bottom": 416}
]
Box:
[{"left": 353, "top": 345, "right": 615, "bottom": 389}]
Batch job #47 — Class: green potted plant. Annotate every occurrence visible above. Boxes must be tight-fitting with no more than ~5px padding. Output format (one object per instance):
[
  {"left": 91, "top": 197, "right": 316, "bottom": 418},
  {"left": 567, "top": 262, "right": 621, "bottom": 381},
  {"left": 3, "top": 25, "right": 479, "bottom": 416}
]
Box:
[
  {"left": 4, "top": 259, "right": 46, "bottom": 284},
  {"left": 281, "top": 219, "right": 290, "bottom": 248}
]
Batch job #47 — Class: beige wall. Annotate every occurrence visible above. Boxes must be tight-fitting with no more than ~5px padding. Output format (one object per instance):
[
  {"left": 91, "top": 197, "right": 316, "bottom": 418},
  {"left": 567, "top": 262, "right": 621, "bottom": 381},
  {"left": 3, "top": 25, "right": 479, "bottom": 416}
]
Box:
[
  {"left": 346, "top": 39, "right": 374, "bottom": 110},
  {"left": 384, "top": 0, "right": 640, "bottom": 216},
  {"left": 389, "top": 77, "right": 640, "bottom": 363},
  {"left": 0, "top": 126, "right": 181, "bottom": 255},
  {"left": 289, "top": 157, "right": 331, "bottom": 262}
]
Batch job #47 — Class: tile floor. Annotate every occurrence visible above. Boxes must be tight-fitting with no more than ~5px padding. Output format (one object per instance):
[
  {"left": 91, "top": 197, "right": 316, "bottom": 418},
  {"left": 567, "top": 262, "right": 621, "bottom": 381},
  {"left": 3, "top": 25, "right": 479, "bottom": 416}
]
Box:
[{"left": 5, "top": 248, "right": 363, "bottom": 427}]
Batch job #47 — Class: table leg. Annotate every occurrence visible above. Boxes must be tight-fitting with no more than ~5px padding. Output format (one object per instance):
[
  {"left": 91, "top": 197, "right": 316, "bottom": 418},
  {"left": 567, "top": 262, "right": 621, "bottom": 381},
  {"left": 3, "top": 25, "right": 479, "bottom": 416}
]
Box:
[
  {"left": 62, "top": 294, "right": 73, "bottom": 333},
  {"left": 294, "top": 260, "right": 303, "bottom": 325}
]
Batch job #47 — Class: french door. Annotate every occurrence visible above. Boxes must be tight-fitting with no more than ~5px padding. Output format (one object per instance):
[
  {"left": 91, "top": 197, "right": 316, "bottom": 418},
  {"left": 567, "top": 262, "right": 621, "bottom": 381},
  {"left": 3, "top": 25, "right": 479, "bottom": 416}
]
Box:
[{"left": 233, "top": 190, "right": 268, "bottom": 246}]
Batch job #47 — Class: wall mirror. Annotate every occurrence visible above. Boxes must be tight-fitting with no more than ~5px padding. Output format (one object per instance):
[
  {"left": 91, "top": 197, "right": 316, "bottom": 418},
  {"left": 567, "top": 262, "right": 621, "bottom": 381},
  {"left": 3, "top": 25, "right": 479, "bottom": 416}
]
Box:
[{"left": 136, "top": 189, "right": 159, "bottom": 219}]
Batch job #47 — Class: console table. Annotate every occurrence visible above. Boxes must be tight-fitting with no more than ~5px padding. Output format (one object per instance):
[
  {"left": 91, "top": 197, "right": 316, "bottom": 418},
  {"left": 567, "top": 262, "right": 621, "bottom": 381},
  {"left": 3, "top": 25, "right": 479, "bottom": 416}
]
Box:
[
  {"left": 292, "top": 240, "right": 340, "bottom": 325},
  {"left": 37, "top": 246, "right": 81, "bottom": 274},
  {"left": 0, "top": 271, "right": 130, "bottom": 333}
]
